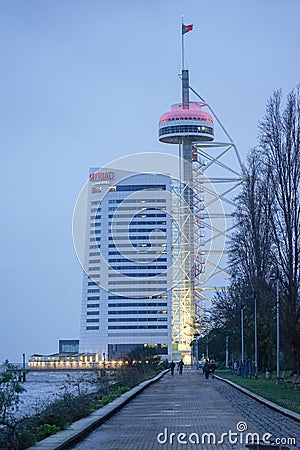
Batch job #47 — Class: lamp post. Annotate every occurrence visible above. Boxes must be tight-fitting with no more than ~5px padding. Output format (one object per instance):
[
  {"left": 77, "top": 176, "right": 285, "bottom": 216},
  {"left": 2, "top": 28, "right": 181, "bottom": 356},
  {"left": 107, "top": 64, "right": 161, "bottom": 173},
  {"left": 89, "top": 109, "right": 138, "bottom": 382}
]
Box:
[
  {"left": 270, "top": 272, "right": 280, "bottom": 381},
  {"left": 246, "top": 292, "right": 257, "bottom": 378},
  {"left": 254, "top": 293, "right": 258, "bottom": 378},
  {"left": 194, "top": 333, "right": 200, "bottom": 369},
  {"left": 206, "top": 335, "right": 209, "bottom": 359},
  {"left": 276, "top": 277, "right": 279, "bottom": 380},
  {"left": 225, "top": 336, "right": 229, "bottom": 369},
  {"left": 241, "top": 303, "right": 244, "bottom": 366}
]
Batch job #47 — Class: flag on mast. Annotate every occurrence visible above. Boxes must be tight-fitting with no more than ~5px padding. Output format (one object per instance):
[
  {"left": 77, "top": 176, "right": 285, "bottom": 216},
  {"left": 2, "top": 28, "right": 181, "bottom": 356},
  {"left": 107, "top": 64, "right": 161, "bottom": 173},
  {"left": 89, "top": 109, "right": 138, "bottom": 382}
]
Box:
[{"left": 182, "top": 23, "right": 193, "bottom": 34}]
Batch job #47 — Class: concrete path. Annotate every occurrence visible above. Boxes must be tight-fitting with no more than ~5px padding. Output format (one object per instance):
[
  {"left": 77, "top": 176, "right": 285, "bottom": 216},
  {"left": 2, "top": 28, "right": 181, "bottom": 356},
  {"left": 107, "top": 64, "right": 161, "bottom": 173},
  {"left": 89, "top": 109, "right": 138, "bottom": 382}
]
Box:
[{"left": 69, "top": 369, "right": 297, "bottom": 450}]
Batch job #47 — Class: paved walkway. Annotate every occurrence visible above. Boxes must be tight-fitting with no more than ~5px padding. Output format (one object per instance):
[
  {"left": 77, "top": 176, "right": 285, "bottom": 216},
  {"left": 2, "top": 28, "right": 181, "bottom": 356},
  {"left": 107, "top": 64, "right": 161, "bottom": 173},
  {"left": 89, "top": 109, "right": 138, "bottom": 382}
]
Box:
[{"left": 69, "top": 369, "right": 300, "bottom": 450}]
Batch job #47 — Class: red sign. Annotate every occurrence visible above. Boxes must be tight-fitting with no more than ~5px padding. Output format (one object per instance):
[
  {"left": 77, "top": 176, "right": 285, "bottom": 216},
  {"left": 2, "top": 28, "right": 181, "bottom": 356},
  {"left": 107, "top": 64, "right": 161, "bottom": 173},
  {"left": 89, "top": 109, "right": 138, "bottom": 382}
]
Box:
[{"left": 89, "top": 171, "right": 115, "bottom": 181}]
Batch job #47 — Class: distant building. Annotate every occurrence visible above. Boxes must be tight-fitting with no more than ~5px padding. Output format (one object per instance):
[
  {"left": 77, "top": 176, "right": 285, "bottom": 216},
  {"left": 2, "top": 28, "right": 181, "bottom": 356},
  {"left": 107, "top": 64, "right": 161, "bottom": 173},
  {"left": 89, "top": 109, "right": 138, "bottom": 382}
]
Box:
[
  {"left": 79, "top": 168, "right": 172, "bottom": 360},
  {"left": 59, "top": 339, "right": 79, "bottom": 354},
  {"left": 28, "top": 339, "right": 98, "bottom": 369}
]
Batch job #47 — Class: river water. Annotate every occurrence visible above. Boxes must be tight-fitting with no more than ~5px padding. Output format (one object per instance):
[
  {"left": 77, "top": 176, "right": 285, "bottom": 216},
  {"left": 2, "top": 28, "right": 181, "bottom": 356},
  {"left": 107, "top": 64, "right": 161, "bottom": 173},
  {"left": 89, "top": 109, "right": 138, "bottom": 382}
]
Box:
[{"left": 16, "top": 371, "right": 97, "bottom": 418}]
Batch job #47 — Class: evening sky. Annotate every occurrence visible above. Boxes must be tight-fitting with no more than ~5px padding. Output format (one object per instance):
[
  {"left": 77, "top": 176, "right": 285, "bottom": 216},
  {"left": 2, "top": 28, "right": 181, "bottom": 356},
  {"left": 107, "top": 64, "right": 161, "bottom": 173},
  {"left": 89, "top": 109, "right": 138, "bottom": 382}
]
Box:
[{"left": 0, "top": 0, "right": 299, "bottom": 361}]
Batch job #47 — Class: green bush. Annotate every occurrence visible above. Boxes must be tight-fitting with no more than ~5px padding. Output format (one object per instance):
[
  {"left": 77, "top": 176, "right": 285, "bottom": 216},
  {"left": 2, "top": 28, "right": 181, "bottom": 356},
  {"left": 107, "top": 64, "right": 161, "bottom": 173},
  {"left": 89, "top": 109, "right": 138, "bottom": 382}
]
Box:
[
  {"left": 115, "top": 385, "right": 130, "bottom": 395},
  {"left": 0, "top": 361, "right": 26, "bottom": 425},
  {"left": 37, "top": 393, "right": 95, "bottom": 428},
  {"left": 100, "top": 395, "right": 111, "bottom": 405},
  {"left": 34, "top": 423, "right": 61, "bottom": 441}
]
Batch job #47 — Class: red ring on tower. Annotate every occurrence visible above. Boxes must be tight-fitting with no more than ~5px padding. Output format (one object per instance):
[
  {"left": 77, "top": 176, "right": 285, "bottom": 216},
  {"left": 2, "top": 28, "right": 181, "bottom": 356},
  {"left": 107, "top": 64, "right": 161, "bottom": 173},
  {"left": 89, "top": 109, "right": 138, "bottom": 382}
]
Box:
[{"left": 158, "top": 102, "right": 214, "bottom": 144}]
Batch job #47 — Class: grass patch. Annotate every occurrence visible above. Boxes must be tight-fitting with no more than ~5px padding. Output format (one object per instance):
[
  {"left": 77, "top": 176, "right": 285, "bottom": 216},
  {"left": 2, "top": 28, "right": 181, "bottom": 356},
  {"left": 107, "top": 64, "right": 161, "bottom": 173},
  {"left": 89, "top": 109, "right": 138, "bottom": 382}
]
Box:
[{"left": 216, "top": 370, "right": 300, "bottom": 414}]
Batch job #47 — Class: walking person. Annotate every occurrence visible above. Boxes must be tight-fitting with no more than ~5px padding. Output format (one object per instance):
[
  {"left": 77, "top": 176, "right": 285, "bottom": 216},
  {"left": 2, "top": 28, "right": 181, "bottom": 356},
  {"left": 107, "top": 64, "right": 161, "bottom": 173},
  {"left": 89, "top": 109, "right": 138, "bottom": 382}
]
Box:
[
  {"left": 170, "top": 360, "right": 176, "bottom": 376},
  {"left": 210, "top": 359, "right": 216, "bottom": 379},
  {"left": 203, "top": 358, "right": 210, "bottom": 379},
  {"left": 178, "top": 359, "right": 184, "bottom": 375}
]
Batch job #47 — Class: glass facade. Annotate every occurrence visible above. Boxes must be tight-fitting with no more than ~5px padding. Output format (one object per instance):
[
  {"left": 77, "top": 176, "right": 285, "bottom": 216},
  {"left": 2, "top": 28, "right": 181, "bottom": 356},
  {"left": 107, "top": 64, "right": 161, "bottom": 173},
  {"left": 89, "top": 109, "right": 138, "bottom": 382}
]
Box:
[{"left": 79, "top": 169, "right": 172, "bottom": 360}]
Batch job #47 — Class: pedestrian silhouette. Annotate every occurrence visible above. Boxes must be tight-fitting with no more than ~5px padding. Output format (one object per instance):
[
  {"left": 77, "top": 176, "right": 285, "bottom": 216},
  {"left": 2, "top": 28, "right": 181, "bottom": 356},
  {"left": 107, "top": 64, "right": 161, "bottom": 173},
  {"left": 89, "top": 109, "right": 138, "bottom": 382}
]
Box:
[
  {"left": 203, "top": 358, "right": 210, "bottom": 379},
  {"left": 170, "top": 361, "right": 175, "bottom": 376},
  {"left": 178, "top": 359, "right": 184, "bottom": 375},
  {"left": 210, "top": 359, "right": 216, "bottom": 379}
]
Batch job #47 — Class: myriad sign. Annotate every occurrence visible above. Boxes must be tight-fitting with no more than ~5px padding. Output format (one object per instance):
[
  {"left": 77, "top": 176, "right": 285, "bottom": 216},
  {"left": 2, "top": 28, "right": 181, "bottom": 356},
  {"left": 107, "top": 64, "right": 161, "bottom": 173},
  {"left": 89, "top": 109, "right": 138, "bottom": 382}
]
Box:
[{"left": 89, "top": 171, "right": 115, "bottom": 181}]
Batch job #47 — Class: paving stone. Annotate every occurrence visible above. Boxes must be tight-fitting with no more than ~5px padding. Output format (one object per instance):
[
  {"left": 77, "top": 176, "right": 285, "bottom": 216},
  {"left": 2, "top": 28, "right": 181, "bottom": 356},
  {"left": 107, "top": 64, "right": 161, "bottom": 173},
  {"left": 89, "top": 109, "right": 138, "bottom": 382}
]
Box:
[
  {"left": 70, "top": 370, "right": 300, "bottom": 450},
  {"left": 212, "top": 378, "right": 300, "bottom": 447}
]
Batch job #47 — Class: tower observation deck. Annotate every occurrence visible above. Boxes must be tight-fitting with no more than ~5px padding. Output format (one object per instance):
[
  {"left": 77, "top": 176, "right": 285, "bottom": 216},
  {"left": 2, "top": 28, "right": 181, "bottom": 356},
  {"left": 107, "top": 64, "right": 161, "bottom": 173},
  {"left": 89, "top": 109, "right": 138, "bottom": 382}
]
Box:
[{"left": 159, "top": 102, "right": 214, "bottom": 144}]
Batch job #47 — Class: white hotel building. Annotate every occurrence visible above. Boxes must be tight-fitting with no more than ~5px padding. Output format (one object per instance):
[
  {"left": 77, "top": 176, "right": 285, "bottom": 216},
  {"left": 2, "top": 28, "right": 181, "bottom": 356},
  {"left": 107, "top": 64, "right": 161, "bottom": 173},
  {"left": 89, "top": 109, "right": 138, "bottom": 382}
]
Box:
[{"left": 79, "top": 168, "right": 173, "bottom": 360}]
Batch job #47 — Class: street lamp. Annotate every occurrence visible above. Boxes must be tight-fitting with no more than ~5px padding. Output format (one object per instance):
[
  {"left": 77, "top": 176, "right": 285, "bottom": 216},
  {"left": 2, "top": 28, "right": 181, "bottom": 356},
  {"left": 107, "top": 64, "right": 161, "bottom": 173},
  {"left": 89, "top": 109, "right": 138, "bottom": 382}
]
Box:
[
  {"left": 225, "top": 336, "right": 229, "bottom": 369},
  {"left": 240, "top": 303, "right": 244, "bottom": 366},
  {"left": 194, "top": 333, "right": 200, "bottom": 369},
  {"left": 254, "top": 293, "right": 257, "bottom": 378},
  {"left": 246, "top": 292, "right": 257, "bottom": 378},
  {"left": 206, "top": 335, "right": 209, "bottom": 359},
  {"left": 270, "top": 272, "right": 280, "bottom": 382}
]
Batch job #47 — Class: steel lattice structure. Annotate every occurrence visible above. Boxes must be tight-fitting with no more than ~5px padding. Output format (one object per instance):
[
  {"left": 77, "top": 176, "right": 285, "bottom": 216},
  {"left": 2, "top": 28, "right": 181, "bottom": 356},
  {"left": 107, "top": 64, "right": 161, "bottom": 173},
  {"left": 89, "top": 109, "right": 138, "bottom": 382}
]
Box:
[
  {"left": 159, "top": 67, "right": 243, "bottom": 361},
  {"left": 192, "top": 140, "right": 243, "bottom": 334}
]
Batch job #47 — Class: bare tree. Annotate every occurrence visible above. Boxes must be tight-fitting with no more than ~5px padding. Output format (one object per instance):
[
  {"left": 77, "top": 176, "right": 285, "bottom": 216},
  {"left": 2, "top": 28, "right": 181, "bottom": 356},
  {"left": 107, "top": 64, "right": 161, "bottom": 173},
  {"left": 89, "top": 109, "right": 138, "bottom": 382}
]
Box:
[
  {"left": 259, "top": 90, "right": 300, "bottom": 371},
  {"left": 230, "top": 150, "right": 275, "bottom": 289},
  {"left": 228, "top": 150, "right": 275, "bottom": 369}
]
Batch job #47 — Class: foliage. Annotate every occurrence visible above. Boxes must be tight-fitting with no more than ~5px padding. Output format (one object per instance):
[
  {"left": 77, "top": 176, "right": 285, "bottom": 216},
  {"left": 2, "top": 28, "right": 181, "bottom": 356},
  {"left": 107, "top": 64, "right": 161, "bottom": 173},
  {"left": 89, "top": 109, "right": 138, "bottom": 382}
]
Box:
[
  {"left": 205, "top": 89, "right": 300, "bottom": 373},
  {"left": 36, "top": 393, "right": 95, "bottom": 428},
  {"left": 60, "top": 372, "right": 93, "bottom": 396},
  {"left": 124, "top": 346, "right": 161, "bottom": 366},
  {"left": 98, "top": 385, "right": 130, "bottom": 407},
  {"left": 115, "top": 346, "right": 162, "bottom": 386},
  {"left": 0, "top": 361, "right": 25, "bottom": 426},
  {"left": 0, "top": 361, "right": 162, "bottom": 449},
  {"left": 34, "top": 423, "right": 61, "bottom": 441},
  {"left": 259, "top": 90, "right": 300, "bottom": 371}
]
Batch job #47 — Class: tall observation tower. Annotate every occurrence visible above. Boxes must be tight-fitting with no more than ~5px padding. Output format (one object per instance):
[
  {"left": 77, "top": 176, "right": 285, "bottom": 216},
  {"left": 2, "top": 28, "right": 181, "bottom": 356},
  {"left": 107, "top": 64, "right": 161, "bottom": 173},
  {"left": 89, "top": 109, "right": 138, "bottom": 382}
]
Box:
[
  {"left": 158, "top": 26, "right": 214, "bottom": 362},
  {"left": 71, "top": 21, "right": 242, "bottom": 366}
]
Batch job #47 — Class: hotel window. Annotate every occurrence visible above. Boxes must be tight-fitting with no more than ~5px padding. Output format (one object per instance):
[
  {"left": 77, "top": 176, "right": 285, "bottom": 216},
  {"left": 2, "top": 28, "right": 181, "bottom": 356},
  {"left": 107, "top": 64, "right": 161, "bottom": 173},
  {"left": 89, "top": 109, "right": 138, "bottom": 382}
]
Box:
[
  {"left": 116, "top": 185, "right": 166, "bottom": 192},
  {"left": 108, "top": 325, "right": 167, "bottom": 330},
  {"left": 108, "top": 310, "right": 167, "bottom": 315},
  {"left": 108, "top": 303, "right": 168, "bottom": 307},
  {"left": 108, "top": 318, "right": 167, "bottom": 322}
]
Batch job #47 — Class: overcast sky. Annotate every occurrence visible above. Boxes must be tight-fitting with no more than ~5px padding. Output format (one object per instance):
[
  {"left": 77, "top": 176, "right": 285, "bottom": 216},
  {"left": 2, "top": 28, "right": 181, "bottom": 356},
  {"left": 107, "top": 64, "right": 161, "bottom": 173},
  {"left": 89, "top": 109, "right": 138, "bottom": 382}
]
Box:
[{"left": 1, "top": 0, "right": 299, "bottom": 362}]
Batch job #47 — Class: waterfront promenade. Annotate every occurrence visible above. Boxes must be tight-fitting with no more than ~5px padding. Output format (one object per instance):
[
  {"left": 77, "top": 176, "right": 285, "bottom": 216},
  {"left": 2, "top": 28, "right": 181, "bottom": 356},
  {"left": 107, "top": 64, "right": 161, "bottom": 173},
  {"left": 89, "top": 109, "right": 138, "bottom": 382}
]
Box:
[{"left": 66, "top": 369, "right": 300, "bottom": 450}]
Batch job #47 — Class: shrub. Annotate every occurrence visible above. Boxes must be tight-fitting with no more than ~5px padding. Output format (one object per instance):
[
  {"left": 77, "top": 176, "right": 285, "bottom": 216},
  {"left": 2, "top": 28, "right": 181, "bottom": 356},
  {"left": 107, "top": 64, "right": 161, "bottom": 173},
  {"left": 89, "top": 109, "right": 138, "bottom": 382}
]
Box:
[
  {"left": 0, "top": 361, "right": 25, "bottom": 426},
  {"left": 100, "top": 395, "right": 111, "bottom": 406},
  {"left": 34, "top": 423, "right": 61, "bottom": 441}
]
